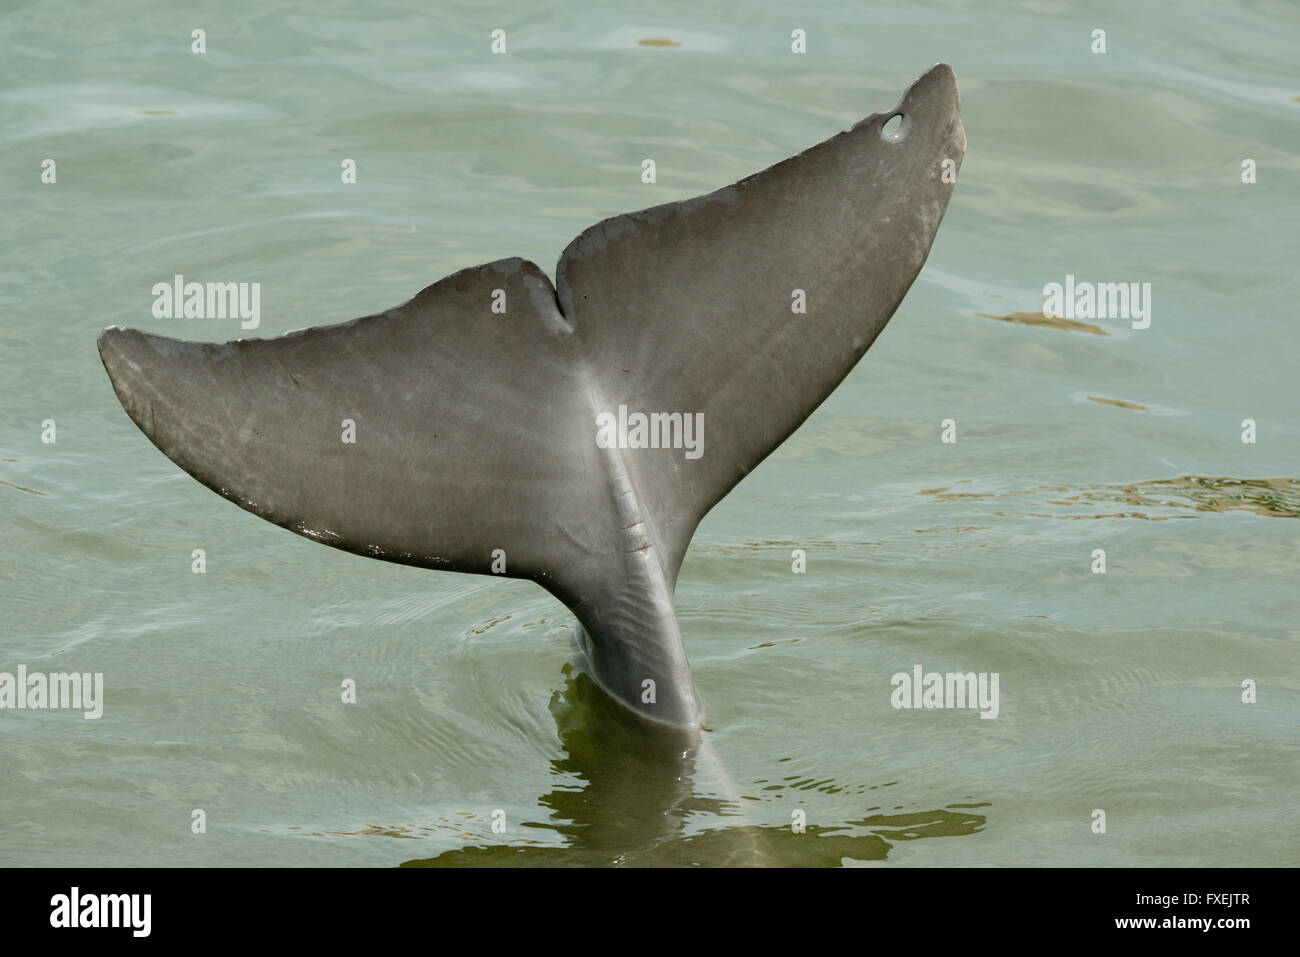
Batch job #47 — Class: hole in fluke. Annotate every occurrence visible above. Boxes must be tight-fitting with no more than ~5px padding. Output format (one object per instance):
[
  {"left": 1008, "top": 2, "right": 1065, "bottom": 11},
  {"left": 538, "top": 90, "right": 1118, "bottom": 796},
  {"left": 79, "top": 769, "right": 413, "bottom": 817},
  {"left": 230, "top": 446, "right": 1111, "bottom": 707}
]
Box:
[{"left": 881, "top": 112, "right": 906, "bottom": 142}]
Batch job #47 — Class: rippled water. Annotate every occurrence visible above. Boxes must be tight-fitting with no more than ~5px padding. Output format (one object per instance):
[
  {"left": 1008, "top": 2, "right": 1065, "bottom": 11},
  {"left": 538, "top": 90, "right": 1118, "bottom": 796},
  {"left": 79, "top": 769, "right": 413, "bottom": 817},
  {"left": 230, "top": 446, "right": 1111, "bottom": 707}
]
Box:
[{"left": 2, "top": 0, "right": 1298, "bottom": 866}]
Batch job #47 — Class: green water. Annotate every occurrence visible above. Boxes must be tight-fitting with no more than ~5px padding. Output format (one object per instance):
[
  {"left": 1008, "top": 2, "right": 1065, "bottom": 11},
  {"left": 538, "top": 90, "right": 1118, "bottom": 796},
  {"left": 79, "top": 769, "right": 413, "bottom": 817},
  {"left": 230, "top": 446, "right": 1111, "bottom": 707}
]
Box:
[{"left": 2, "top": 0, "right": 1298, "bottom": 867}]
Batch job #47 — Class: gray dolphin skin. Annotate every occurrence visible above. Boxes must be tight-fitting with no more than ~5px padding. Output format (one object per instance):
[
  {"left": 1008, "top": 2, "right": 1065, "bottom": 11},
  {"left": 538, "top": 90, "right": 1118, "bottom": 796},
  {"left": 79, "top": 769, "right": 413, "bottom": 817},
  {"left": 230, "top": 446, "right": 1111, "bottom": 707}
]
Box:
[{"left": 98, "top": 63, "right": 965, "bottom": 740}]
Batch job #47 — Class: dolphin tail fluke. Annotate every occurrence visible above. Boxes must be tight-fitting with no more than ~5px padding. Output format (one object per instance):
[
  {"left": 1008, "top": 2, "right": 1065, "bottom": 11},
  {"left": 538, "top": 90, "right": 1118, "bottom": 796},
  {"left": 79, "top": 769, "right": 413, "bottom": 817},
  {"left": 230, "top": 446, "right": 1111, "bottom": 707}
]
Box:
[{"left": 99, "top": 63, "right": 965, "bottom": 733}]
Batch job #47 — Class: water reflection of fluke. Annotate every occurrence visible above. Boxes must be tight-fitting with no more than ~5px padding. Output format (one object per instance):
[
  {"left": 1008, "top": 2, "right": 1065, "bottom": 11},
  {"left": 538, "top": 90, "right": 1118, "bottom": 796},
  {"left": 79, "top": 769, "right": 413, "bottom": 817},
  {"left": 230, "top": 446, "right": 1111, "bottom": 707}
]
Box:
[
  {"left": 401, "top": 668, "right": 989, "bottom": 867},
  {"left": 403, "top": 824, "right": 893, "bottom": 867},
  {"left": 851, "top": 806, "right": 989, "bottom": 843}
]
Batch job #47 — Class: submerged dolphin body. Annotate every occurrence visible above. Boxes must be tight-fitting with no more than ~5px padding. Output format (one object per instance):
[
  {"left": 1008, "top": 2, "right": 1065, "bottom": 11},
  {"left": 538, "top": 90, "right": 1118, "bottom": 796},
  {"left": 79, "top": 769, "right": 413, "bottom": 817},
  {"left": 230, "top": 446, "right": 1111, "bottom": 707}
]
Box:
[{"left": 98, "top": 64, "right": 965, "bottom": 738}]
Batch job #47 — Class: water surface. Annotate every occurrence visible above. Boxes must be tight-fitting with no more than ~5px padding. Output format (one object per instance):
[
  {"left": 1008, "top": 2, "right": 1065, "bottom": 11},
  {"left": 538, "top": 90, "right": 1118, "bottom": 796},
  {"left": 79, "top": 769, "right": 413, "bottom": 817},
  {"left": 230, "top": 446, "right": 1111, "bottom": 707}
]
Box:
[{"left": 2, "top": 0, "right": 1298, "bottom": 866}]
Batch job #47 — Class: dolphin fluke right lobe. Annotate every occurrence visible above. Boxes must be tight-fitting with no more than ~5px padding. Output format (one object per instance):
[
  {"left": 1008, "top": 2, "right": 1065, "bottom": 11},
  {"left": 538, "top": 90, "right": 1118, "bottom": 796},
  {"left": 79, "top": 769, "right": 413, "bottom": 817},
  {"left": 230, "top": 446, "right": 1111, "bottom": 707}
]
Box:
[{"left": 98, "top": 64, "right": 965, "bottom": 735}]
